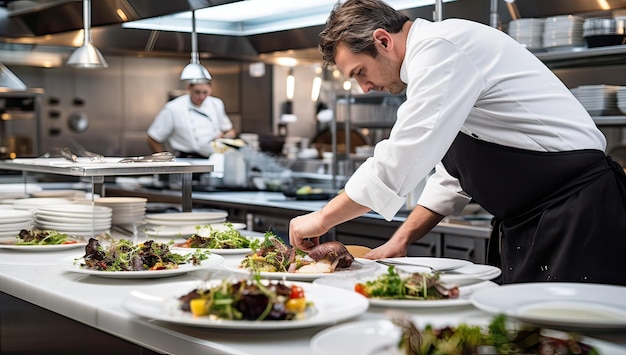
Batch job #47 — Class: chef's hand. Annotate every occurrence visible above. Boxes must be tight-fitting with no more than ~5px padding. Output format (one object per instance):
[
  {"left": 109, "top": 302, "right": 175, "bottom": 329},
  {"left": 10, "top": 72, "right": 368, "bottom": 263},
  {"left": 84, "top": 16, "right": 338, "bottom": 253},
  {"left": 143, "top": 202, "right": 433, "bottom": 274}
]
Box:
[
  {"left": 364, "top": 239, "right": 408, "bottom": 259},
  {"left": 289, "top": 211, "right": 329, "bottom": 251}
]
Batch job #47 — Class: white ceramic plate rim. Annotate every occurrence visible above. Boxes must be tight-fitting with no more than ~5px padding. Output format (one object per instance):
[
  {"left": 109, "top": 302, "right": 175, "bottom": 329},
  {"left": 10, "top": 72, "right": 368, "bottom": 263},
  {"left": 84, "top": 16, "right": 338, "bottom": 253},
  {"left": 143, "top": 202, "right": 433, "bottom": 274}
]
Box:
[
  {"left": 0, "top": 236, "right": 87, "bottom": 251},
  {"left": 60, "top": 252, "right": 224, "bottom": 279},
  {"left": 37, "top": 204, "right": 112, "bottom": 214},
  {"left": 471, "top": 282, "right": 626, "bottom": 330},
  {"left": 224, "top": 258, "right": 381, "bottom": 281},
  {"left": 2, "top": 209, "right": 34, "bottom": 220},
  {"left": 0, "top": 221, "right": 33, "bottom": 230},
  {"left": 12, "top": 198, "right": 72, "bottom": 206},
  {"left": 144, "top": 218, "right": 226, "bottom": 227},
  {"left": 121, "top": 280, "right": 368, "bottom": 330},
  {"left": 381, "top": 257, "right": 473, "bottom": 271},
  {"left": 145, "top": 211, "right": 228, "bottom": 222},
  {"left": 94, "top": 197, "right": 147, "bottom": 204}
]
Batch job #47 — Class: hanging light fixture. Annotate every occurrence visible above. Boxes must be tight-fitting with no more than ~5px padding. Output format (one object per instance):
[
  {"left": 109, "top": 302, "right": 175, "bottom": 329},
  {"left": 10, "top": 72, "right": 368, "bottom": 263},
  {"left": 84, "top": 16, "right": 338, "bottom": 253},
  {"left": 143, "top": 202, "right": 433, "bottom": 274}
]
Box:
[
  {"left": 0, "top": 62, "right": 27, "bottom": 90},
  {"left": 67, "top": 0, "right": 108, "bottom": 68},
  {"left": 180, "top": 10, "right": 212, "bottom": 83}
]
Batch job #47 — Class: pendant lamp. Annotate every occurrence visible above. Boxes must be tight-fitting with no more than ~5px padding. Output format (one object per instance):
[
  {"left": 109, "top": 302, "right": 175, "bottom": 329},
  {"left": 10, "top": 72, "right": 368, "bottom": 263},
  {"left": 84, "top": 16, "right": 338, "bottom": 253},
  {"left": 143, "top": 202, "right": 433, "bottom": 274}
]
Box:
[
  {"left": 0, "top": 62, "right": 27, "bottom": 90},
  {"left": 180, "top": 10, "right": 212, "bottom": 83},
  {"left": 67, "top": 0, "right": 108, "bottom": 68}
]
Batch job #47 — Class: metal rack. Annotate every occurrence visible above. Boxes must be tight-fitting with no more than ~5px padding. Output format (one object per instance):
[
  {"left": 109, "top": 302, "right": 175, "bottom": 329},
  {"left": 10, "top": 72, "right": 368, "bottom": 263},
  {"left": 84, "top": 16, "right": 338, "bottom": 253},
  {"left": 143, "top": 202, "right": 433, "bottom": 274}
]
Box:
[{"left": 0, "top": 159, "right": 213, "bottom": 211}]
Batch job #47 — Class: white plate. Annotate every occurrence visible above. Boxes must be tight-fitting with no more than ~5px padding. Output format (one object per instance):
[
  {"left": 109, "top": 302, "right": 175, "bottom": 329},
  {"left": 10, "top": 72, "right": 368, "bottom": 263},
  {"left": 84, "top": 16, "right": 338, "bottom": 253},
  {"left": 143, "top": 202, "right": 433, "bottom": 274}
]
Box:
[
  {"left": 314, "top": 273, "right": 499, "bottom": 308},
  {"left": 12, "top": 198, "right": 73, "bottom": 209},
  {"left": 60, "top": 252, "right": 224, "bottom": 279},
  {"left": 224, "top": 258, "right": 381, "bottom": 281},
  {"left": 145, "top": 211, "right": 228, "bottom": 222},
  {"left": 35, "top": 214, "right": 111, "bottom": 224},
  {"left": 36, "top": 204, "right": 112, "bottom": 216},
  {"left": 0, "top": 220, "right": 33, "bottom": 231},
  {"left": 144, "top": 217, "right": 226, "bottom": 227},
  {"left": 471, "top": 282, "right": 626, "bottom": 331},
  {"left": 94, "top": 197, "right": 147, "bottom": 204},
  {"left": 2, "top": 209, "right": 34, "bottom": 223},
  {"left": 143, "top": 223, "right": 247, "bottom": 238},
  {"left": 310, "top": 319, "right": 626, "bottom": 355},
  {"left": 379, "top": 257, "right": 473, "bottom": 271},
  {"left": 36, "top": 223, "right": 111, "bottom": 232},
  {"left": 377, "top": 260, "right": 502, "bottom": 282},
  {"left": 122, "top": 280, "right": 368, "bottom": 330},
  {"left": 311, "top": 320, "right": 401, "bottom": 355},
  {"left": 171, "top": 234, "right": 264, "bottom": 255},
  {"left": 0, "top": 236, "right": 87, "bottom": 251}
]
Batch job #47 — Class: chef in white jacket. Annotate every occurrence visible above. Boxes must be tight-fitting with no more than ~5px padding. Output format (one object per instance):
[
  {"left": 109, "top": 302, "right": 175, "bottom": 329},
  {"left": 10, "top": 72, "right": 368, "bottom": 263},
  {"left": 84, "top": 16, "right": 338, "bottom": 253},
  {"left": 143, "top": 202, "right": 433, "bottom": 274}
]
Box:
[
  {"left": 289, "top": 0, "right": 626, "bottom": 285},
  {"left": 147, "top": 80, "right": 236, "bottom": 158}
]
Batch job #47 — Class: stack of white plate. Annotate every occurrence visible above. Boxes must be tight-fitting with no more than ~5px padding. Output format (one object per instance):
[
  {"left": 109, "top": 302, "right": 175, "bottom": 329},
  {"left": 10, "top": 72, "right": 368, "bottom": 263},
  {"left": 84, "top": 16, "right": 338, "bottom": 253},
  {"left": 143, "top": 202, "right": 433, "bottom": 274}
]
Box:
[
  {"left": 0, "top": 209, "right": 34, "bottom": 238},
  {"left": 94, "top": 197, "right": 147, "bottom": 225},
  {"left": 508, "top": 18, "right": 545, "bottom": 51},
  {"left": 543, "top": 15, "right": 585, "bottom": 51},
  {"left": 34, "top": 204, "right": 112, "bottom": 235},
  {"left": 12, "top": 198, "right": 73, "bottom": 211},
  {"left": 144, "top": 211, "right": 228, "bottom": 230},
  {"left": 30, "top": 190, "right": 86, "bottom": 199},
  {"left": 617, "top": 86, "right": 626, "bottom": 114},
  {"left": 571, "top": 84, "right": 620, "bottom": 116}
]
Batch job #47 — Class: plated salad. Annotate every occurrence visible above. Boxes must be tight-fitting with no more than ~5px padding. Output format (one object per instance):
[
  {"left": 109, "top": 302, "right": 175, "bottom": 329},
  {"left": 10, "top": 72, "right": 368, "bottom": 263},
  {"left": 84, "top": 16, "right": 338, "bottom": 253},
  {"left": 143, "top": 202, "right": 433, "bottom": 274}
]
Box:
[
  {"left": 78, "top": 238, "right": 209, "bottom": 272},
  {"left": 16, "top": 229, "right": 84, "bottom": 245},
  {"left": 239, "top": 233, "right": 354, "bottom": 274},
  {"left": 178, "top": 276, "right": 313, "bottom": 321},
  {"left": 174, "top": 223, "right": 259, "bottom": 250},
  {"left": 391, "top": 313, "right": 599, "bottom": 355},
  {"left": 354, "top": 266, "right": 459, "bottom": 300}
]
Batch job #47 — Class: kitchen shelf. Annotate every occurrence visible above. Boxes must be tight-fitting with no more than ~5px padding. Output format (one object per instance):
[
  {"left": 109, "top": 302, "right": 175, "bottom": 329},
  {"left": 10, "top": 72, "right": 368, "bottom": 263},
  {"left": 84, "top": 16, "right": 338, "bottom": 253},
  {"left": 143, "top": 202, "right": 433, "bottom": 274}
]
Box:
[
  {"left": 0, "top": 158, "right": 213, "bottom": 211},
  {"left": 592, "top": 116, "right": 626, "bottom": 126},
  {"left": 535, "top": 45, "right": 626, "bottom": 69}
]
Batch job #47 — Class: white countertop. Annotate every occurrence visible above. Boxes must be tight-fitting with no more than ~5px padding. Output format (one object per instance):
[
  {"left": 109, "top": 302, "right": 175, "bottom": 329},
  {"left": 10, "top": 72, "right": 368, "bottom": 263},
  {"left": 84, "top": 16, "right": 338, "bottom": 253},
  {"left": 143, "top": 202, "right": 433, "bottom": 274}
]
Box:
[{"left": 2, "top": 245, "right": 626, "bottom": 355}]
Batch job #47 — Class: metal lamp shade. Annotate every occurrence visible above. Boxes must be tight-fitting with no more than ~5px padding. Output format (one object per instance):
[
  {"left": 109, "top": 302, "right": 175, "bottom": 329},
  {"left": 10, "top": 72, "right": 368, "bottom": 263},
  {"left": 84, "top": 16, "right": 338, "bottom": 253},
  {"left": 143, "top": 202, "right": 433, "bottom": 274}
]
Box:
[
  {"left": 67, "top": 42, "right": 108, "bottom": 69},
  {"left": 180, "top": 62, "right": 212, "bottom": 83}
]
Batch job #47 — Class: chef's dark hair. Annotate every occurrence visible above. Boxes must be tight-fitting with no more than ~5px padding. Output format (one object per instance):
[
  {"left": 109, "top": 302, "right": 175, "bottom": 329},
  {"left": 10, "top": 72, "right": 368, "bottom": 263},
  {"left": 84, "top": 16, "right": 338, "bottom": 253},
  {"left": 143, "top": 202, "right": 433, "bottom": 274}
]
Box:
[{"left": 319, "top": 0, "right": 410, "bottom": 66}]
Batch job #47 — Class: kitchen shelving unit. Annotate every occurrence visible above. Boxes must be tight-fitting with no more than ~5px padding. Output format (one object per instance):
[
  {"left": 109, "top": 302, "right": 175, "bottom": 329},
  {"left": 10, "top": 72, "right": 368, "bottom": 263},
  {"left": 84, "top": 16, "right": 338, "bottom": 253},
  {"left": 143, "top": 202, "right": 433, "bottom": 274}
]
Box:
[{"left": 0, "top": 159, "right": 213, "bottom": 212}]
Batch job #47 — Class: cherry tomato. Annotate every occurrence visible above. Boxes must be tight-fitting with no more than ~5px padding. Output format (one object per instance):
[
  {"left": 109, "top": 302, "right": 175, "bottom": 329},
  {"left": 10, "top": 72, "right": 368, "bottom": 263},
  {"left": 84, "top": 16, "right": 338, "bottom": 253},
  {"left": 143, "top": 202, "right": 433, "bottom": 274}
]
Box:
[
  {"left": 289, "top": 285, "right": 305, "bottom": 299},
  {"left": 354, "top": 283, "right": 369, "bottom": 297}
]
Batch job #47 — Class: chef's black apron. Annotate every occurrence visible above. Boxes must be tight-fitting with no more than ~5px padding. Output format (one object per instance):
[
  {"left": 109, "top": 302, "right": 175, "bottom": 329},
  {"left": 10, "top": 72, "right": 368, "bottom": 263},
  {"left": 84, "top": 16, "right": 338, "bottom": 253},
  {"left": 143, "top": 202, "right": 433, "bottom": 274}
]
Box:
[{"left": 441, "top": 132, "right": 626, "bottom": 285}]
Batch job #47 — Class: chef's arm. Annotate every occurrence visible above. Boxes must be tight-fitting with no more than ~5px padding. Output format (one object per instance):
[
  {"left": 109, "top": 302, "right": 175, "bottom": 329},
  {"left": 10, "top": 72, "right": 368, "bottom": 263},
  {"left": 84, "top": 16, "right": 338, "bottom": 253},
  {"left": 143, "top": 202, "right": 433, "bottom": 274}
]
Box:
[
  {"left": 147, "top": 135, "right": 165, "bottom": 153},
  {"left": 365, "top": 205, "right": 444, "bottom": 259},
  {"left": 290, "top": 192, "right": 371, "bottom": 250},
  {"left": 222, "top": 128, "right": 237, "bottom": 139}
]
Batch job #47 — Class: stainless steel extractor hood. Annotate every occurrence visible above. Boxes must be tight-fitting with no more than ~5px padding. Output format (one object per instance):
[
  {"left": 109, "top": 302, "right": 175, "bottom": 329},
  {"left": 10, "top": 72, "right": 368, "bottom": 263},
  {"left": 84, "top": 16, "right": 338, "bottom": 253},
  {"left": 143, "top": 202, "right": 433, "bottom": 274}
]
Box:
[{"left": 1, "top": 0, "right": 626, "bottom": 64}]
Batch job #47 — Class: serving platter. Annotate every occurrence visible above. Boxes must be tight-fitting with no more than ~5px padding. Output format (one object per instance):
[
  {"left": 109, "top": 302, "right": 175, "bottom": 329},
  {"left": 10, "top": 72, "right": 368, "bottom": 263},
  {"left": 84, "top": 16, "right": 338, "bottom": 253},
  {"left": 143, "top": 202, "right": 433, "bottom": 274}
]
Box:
[
  {"left": 60, "top": 252, "right": 224, "bottom": 279},
  {"left": 224, "top": 258, "right": 381, "bottom": 281},
  {"left": 471, "top": 282, "right": 626, "bottom": 331},
  {"left": 122, "top": 280, "right": 368, "bottom": 330}
]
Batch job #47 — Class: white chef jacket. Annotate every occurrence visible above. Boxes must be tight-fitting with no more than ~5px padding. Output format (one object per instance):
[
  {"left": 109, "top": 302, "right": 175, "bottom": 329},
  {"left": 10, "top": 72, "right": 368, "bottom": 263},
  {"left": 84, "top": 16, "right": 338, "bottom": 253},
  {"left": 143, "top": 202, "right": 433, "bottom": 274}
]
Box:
[
  {"left": 345, "top": 18, "right": 606, "bottom": 221},
  {"left": 147, "top": 94, "right": 233, "bottom": 157}
]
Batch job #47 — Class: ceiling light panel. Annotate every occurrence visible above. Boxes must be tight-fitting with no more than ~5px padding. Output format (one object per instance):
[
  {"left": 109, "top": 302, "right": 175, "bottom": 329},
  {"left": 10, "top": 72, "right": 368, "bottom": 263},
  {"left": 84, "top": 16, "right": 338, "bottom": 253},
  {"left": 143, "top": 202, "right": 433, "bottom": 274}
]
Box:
[{"left": 122, "top": 0, "right": 457, "bottom": 36}]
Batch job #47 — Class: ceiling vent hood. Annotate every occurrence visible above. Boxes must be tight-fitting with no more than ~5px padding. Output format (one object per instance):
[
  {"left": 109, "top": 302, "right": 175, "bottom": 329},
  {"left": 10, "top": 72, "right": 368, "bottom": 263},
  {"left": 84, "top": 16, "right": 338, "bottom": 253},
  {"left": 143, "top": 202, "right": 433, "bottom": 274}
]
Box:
[{"left": 2, "top": 0, "right": 625, "bottom": 65}]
